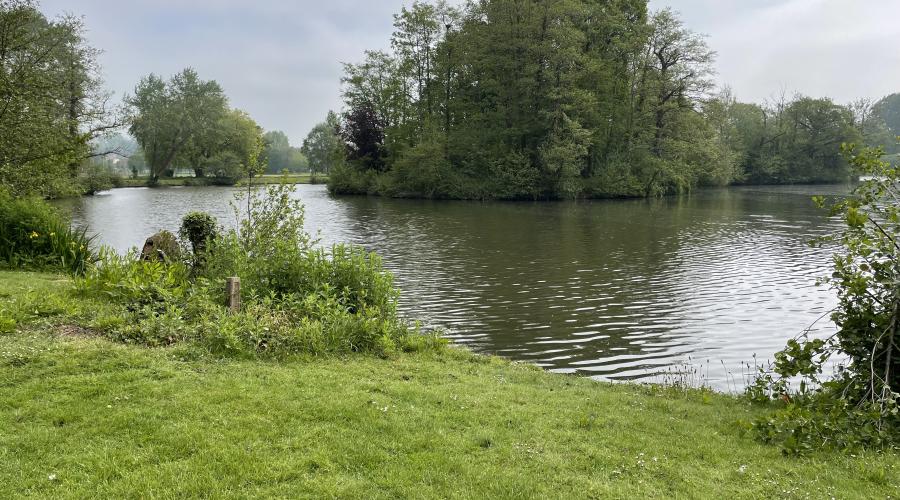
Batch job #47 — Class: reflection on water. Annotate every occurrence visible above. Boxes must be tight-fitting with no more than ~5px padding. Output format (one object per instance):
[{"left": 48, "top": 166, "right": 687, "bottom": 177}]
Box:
[{"left": 56, "top": 184, "right": 848, "bottom": 389}]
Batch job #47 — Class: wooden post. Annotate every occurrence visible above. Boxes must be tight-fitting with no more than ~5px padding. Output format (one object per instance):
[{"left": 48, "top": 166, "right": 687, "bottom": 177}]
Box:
[{"left": 225, "top": 277, "right": 241, "bottom": 313}]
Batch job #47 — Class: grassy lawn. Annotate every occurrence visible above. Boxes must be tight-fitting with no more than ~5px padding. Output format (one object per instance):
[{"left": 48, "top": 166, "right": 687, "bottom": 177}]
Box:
[
  {"left": 0, "top": 271, "right": 898, "bottom": 498},
  {"left": 117, "top": 173, "right": 327, "bottom": 188}
]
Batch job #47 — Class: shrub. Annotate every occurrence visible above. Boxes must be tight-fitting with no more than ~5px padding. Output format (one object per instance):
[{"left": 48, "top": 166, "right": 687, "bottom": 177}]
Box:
[
  {"left": 327, "top": 163, "right": 379, "bottom": 195},
  {"left": 387, "top": 136, "right": 457, "bottom": 198},
  {"left": 80, "top": 162, "right": 124, "bottom": 194},
  {"left": 202, "top": 184, "right": 400, "bottom": 314},
  {"left": 0, "top": 192, "right": 95, "bottom": 274},
  {"left": 748, "top": 142, "right": 900, "bottom": 453},
  {"left": 194, "top": 294, "right": 425, "bottom": 358},
  {"left": 179, "top": 212, "right": 219, "bottom": 268},
  {"left": 75, "top": 248, "right": 191, "bottom": 308},
  {"left": 71, "top": 182, "right": 444, "bottom": 358}
]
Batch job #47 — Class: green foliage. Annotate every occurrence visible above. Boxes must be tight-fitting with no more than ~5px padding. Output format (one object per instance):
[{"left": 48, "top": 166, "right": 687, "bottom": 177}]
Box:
[
  {"left": 871, "top": 94, "right": 900, "bottom": 153},
  {"left": 301, "top": 112, "right": 343, "bottom": 177},
  {"left": 79, "top": 161, "right": 124, "bottom": 195},
  {"left": 327, "top": 162, "right": 380, "bottom": 195},
  {"left": 127, "top": 68, "right": 226, "bottom": 181},
  {"left": 263, "top": 130, "right": 307, "bottom": 173},
  {"left": 66, "top": 182, "right": 438, "bottom": 358},
  {"left": 723, "top": 95, "right": 860, "bottom": 184},
  {"left": 127, "top": 69, "right": 264, "bottom": 185},
  {"left": 329, "top": 1, "right": 734, "bottom": 200},
  {"left": 202, "top": 183, "right": 400, "bottom": 315},
  {"left": 0, "top": 1, "right": 118, "bottom": 198},
  {"left": 387, "top": 130, "right": 458, "bottom": 198},
  {"left": 207, "top": 109, "right": 266, "bottom": 184},
  {"left": 326, "top": 1, "right": 886, "bottom": 199},
  {"left": 0, "top": 193, "right": 95, "bottom": 274},
  {"left": 748, "top": 142, "right": 900, "bottom": 453},
  {"left": 75, "top": 248, "right": 191, "bottom": 308},
  {"left": 178, "top": 212, "right": 218, "bottom": 259}
]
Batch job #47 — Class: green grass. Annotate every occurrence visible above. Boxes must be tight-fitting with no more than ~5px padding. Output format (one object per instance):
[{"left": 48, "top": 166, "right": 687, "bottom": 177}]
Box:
[
  {"left": 0, "top": 271, "right": 898, "bottom": 498},
  {"left": 118, "top": 174, "right": 328, "bottom": 188}
]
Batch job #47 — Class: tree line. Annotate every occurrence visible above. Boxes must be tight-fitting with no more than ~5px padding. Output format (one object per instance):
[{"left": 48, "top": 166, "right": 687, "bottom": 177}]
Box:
[
  {"left": 3, "top": 0, "right": 899, "bottom": 199},
  {"left": 0, "top": 0, "right": 119, "bottom": 198},
  {"left": 324, "top": 0, "right": 900, "bottom": 200},
  {"left": 0, "top": 1, "right": 331, "bottom": 198}
]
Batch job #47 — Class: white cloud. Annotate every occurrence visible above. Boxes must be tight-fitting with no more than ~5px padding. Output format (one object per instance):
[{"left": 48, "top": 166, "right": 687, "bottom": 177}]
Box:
[{"left": 654, "top": 0, "right": 900, "bottom": 104}]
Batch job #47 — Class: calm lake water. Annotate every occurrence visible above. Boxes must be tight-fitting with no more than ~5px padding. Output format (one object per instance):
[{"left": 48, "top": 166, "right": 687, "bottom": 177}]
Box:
[{"left": 57, "top": 184, "right": 849, "bottom": 389}]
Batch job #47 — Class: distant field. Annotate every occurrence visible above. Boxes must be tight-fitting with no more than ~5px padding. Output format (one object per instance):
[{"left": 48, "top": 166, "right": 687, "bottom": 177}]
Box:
[{"left": 118, "top": 174, "right": 328, "bottom": 188}]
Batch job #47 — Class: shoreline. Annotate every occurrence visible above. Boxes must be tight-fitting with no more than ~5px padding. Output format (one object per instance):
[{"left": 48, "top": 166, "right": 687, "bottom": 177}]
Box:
[
  {"left": 115, "top": 173, "right": 329, "bottom": 189},
  {"left": 0, "top": 270, "right": 897, "bottom": 496}
]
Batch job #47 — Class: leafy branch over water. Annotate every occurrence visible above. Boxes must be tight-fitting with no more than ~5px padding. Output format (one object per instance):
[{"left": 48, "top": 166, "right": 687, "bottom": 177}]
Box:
[{"left": 748, "top": 142, "right": 900, "bottom": 453}]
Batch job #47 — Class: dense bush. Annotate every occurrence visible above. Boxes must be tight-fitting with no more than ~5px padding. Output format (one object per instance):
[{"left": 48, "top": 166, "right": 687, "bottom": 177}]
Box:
[
  {"left": 327, "top": 162, "right": 379, "bottom": 195},
  {"left": 748, "top": 143, "right": 900, "bottom": 453},
  {"left": 0, "top": 192, "right": 94, "bottom": 274},
  {"left": 178, "top": 212, "right": 219, "bottom": 263},
  {"left": 76, "top": 248, "right": 192, "bottom": 308},
  {"left": 74, "top": 182, "right": 443, "bottom": 358},
  {"left": 80, "top": 163, "right": 124, "bottom": 195}
]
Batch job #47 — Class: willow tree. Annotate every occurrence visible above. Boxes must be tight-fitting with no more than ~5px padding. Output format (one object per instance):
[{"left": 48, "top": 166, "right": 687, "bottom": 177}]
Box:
[{"left": 127, "top": 69, "right": 227, "bottom": 183}]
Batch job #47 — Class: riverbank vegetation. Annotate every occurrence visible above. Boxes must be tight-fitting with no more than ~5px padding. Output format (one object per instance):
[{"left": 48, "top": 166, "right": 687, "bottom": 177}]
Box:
[
  {"left": 0, "top": 0, "right": 121, "bottom": 198},
  {"left": 127, "top": 69, "right": 267, "bottom": 186},
  {"left": 115, "top": 173, "right": 327, "bottom": 188},
  {"left": 62, "top": 182, "right": 436, "bottom": 357},
  {"left": 0, "top": 1, "right": 322, "bottom": 197},
  {"left": 747, "top": 143, "right": 900, "bottom": 453},
  {"left": 326, "top": 0, "right": 900, "bottom": 200},
  {"left": 0, "top": 193, "right": 94, "bottom": 275},
  {"left": 1, "top": 273, "right": 898, "bottom": 497}
]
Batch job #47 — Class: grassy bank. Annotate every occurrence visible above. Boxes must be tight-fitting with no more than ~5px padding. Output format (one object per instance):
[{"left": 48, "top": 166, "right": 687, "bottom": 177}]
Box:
[
  {"left": 1, "top": 271, "right": 898, "bottom": 498},
  {"left": 118, "top": 173, "right": 328, "bottom": 188}
]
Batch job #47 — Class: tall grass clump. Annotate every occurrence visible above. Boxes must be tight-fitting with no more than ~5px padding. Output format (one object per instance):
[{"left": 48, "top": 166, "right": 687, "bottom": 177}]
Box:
[
  {"left": 72, "top": 182, "right": 443, "bottom": 357},
  {"left": 0, "top": 191, "right": 95, "bottom": 274}
]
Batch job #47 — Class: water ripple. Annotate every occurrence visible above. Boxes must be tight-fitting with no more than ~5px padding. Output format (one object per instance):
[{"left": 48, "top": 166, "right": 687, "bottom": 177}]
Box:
[{"left": 58, "top": 183, "right": 849, "bottom": 390}]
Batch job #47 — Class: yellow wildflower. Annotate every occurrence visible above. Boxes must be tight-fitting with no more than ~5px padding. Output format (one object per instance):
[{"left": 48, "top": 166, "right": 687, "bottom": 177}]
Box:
[{"left": 29, "top": 231, "right": 39, "bottom": 239}]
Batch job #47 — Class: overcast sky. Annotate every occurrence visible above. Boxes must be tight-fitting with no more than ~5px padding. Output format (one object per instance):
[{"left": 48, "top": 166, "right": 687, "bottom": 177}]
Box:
[{"left": 39, "top": 0, "right": 900, "bottom": 144}]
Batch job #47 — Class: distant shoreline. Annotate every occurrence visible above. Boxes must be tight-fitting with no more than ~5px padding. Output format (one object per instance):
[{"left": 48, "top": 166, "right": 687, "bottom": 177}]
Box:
[{"left": 115, "top": 173, "right": 329, "bottom": 188}]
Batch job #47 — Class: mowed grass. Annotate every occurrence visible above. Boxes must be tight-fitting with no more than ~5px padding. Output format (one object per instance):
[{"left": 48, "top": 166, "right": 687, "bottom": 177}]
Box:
[{"left": 0, "top": 271, "right": 898, "bottom": 498}]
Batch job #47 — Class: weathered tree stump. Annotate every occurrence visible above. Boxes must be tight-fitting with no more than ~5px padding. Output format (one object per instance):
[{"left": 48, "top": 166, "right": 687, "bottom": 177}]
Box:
[{"left": 140, "top": 231, "right": 181, "bottom": 262}]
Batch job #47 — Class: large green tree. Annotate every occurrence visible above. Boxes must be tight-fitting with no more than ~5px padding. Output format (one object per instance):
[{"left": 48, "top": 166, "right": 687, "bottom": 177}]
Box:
[
  {"left": 201, "top": 109, "right": 265, "bottom": 184},
  {"left": 301, "top": 112, "right": 342, "bottom": 177},
  {"left": 331, "top": 0, "right": 729, "bottom": 200},
  {"left": 127, "top": 68, "right": 228, "bottom": 183},
  {"left": 869, "top": 94, "right": 900, "bottom": 154},
  {"left": 721, "top": 94, "right": 860, "bottom": 184},
  {"left": 262, "top": 131, "right": 307, "bottom": 173},
  {"left": 0, "top": 0, "right": 118, "bottom": 197}
]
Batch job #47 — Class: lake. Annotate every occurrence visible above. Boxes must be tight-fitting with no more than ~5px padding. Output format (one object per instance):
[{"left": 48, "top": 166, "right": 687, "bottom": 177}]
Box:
[{"left": 57, "top": 184, "right": 849, "bottom": 390}]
